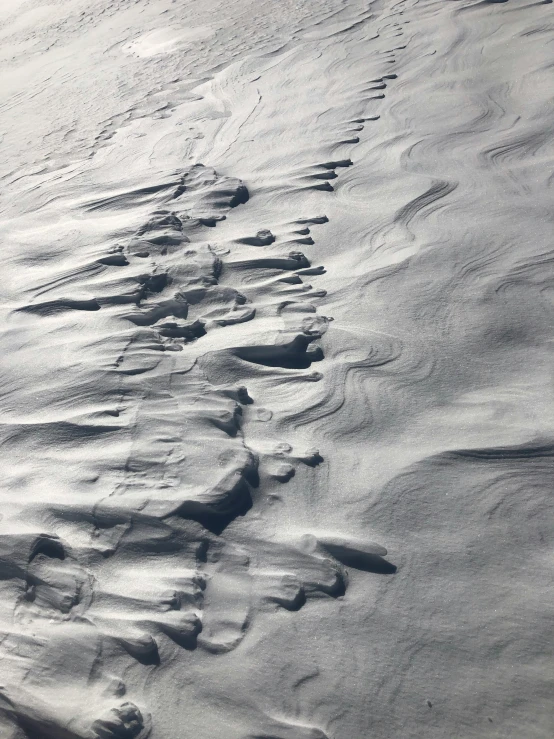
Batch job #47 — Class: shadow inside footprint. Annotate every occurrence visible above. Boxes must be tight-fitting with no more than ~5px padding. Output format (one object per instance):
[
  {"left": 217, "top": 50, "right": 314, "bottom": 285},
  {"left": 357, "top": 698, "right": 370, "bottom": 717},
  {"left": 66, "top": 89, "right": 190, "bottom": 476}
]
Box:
[
  {"left": 177, "top": 493, "right": 253, "bottom": 536},
  {"left": 232, "top": 335, "right": 323, "bottom": 369},
  {"left": 323, "top": 546, "right": 397, "bottom": 574}
]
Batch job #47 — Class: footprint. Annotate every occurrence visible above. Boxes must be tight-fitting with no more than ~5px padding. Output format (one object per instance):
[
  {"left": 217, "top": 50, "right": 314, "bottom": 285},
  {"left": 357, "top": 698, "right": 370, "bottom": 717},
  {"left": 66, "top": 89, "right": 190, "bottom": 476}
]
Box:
[
  {"left": 295, "top": 215, "right": 328, "bottom": 225},
  {"left": 146, "top": 610, "right": 202, "bottom": 650},
  {"left": 16, "top": 536, "right": 90, "bottom": 623},
  {"left": 237, "top": 229, "right": 276, "bottom": 246},
  {"left": 231, "top": 334, "right": 324, "bottom": 370},
  {"left": 90, "top": 702, "right": 147, "bottom": 739},
  {"left": 0, "top": 636, "right": 150, "bottom": 739},
  {"left": 257, "top": 572, "right": 306, "bottom": 611},
  {"left": 17, "top": 298, "right": 101, "bottom": 316},
  {"left": 230, "top": 252, "right": 311, "bottom": 271},
  {"left": 298, "top": 533, "right": 397, "bottom": 574},
  {"left": 198, "top": 541, "right": 251, "bottom": 654}
]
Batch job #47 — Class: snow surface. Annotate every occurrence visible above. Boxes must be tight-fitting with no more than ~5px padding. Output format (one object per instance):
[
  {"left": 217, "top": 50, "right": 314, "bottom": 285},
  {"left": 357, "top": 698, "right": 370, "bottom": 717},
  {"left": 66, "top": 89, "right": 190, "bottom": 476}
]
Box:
[{"left": 0, "top": 0, "right": 552, "bottom": 737}]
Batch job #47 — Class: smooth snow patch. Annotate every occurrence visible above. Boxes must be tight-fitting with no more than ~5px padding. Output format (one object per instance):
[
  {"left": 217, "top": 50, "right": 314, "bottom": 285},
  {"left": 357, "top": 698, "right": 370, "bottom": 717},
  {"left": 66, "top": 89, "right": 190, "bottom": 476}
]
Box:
[
  {"left": 0, "top": 5, "right": 57, "bottom": 36},
  {"left": 122, "top": 26, "right": 213, "bottom": 58}
]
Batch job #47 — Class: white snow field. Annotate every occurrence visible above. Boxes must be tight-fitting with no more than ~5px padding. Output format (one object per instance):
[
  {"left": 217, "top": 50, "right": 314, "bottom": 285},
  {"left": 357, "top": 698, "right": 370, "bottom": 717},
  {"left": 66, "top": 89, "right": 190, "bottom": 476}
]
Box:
[{"left": 0, "top": 0, "right": 552, "bottom": 737}]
